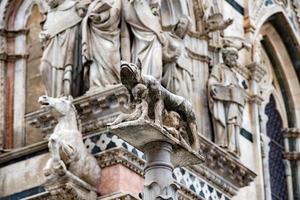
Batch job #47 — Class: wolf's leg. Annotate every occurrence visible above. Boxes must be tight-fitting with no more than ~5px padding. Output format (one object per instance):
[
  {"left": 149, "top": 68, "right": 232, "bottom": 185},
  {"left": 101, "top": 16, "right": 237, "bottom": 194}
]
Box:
[
  {"left": 154, "top": 99, "right": 164, "bottom": 126},
  {"left": 188, "top": 122, "right": 200, "bottom": 150}
]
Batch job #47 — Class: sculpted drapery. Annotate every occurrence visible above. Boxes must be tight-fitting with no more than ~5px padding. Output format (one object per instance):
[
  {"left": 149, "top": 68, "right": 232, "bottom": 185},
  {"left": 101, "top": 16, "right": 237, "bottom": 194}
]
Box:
[
  {"left": 162, "top": 17, "right": 193, "bottom": 102},
  {"left": 121, "top": 0, "right": 165, "bottom": 81},
  {"left": 40, "top": 0, "right": 84, "bottom": 98},
  {"left": 208, "top": 48, "right": 245, "bottom": 156},
  {"left": 82, "top": 0, "right": 121, "bottom": 92}
]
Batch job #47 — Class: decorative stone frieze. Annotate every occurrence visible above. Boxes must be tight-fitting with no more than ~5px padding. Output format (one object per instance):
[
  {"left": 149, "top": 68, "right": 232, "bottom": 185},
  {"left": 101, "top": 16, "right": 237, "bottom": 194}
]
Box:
[
  {"left": 178, "top": 187, "right": 203, "bottom": 200},
  {"left": 95, "top": 147, "right": 145, "bottom": 176},
  {"left": 197, "top": 135, "right": 257, "bottom": 189}
]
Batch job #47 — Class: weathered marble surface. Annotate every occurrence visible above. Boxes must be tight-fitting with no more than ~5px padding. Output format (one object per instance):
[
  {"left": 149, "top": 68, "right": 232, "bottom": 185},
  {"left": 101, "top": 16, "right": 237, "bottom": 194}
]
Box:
[{"left": 38, "top": 96, "right": 101, "bottom": 189}]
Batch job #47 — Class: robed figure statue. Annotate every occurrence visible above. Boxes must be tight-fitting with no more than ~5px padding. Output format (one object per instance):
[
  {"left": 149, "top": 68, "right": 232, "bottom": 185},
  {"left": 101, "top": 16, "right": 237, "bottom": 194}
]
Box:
[
  {"left": 208, "top": 47, "right": 246, "bottom": 156},
  {"left": 121, "top": 0, "right": 165, "bottom": 81},
  {"left": 82, "top": 0, "right": 121, "bottom": 92},
  {"left": 39, "top": 0, "right": 86, "bottom": 98}
]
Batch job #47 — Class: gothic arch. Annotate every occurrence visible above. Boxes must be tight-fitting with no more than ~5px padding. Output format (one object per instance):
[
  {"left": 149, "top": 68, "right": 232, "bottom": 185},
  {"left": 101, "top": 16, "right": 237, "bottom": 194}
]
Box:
[
  {"left": 254, "top": 12, "right": 300, "bottom": 200},
  {"left": 258, "top": 13, "right": 300, "bottom": 128}
]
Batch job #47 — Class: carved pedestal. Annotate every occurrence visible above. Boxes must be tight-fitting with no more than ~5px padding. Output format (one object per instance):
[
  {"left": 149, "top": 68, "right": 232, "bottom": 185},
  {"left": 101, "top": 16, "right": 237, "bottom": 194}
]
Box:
[{"left": 109, "top": 121, "right": 204, "bottom": 199}]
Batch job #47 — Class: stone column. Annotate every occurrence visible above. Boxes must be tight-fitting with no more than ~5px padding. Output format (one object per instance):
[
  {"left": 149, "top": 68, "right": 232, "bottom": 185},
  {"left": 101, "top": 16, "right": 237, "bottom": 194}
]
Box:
[
  {"left": 143, "top": 142, "right": 178, "bottom": 200},
  {"left": 110, "top": 122, "right": 204, "bottom": 200},
  {"left": 247, "top": 62, "right": 266, "bottom": 200},
  {"left": 283, "top": 128, "right": 300, "bottom": 200}
]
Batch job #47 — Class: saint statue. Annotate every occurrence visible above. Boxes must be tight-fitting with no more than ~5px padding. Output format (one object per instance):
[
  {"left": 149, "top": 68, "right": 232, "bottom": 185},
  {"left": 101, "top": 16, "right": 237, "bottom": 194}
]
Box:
[
  {"left": 82, "top": 0, "right": 121, "bottom": 92},
  {"left": 162, "top": 16, "right": 194, "bottom": 102},
  {"left": 39, "top": 0, "right": 86, "bottom": 98},
  {"left": 208, "top": 47, "right": 246, "bottom": 156},
  {"left": 121, "top": 0, "right": 165, "bottom": 81}
]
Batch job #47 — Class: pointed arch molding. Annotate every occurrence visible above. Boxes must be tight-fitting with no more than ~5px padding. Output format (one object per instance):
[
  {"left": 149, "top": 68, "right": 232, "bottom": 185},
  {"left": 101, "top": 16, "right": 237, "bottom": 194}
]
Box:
[
  {"left": 260, "top": 20, "right": 300, "bottom": 127},
  {"left": 0, "top": 0, "right": 46, "bottom": 148}
]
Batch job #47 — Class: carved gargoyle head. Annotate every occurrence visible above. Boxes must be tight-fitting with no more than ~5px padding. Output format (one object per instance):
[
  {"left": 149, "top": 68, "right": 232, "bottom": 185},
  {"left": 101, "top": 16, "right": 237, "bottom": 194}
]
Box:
[
  {"left": 38, "top": 95, "right": 72, "bottom": 117},
  {"left": 120, "top": 60, "right": 142, "bottom": 90}
]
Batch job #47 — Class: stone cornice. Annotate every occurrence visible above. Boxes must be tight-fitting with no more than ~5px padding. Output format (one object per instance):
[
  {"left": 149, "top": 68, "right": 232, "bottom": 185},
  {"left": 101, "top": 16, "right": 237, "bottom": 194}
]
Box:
[
  {"left": 95, "top": 147, "right": 145, "bottom": 176},
  {"left": 197, "top": 135, "right": 257, "bottom": 189},
  {"left": 188, "top": 165, "right": 237, "bottom": 197},
  {"left": 178, "top": 187, "right": 204, "bottom": 200}
]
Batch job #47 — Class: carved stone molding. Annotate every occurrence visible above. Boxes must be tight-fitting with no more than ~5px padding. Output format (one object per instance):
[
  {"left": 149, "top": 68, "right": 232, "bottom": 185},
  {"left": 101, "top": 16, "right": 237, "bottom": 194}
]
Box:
[
  {"left": 95, "top": 147, "right": 145, "bottom": 176},
  {"left": 26, "top": 85, "right": 130, "bottom": 136},
  {"left": 188, "top": 165, "right": 238, "bottom": 197},
  {"left": 197, "top": 135, "right": 257, "bottom": 189},
  {"left": 178, "top": 187, "right": 204, "bottom": 200}
]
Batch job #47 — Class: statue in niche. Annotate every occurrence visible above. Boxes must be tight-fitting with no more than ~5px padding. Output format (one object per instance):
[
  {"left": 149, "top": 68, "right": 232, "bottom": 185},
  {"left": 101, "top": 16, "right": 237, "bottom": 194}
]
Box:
[
  {"left": 82, "top": 0, "right": 121, "bottom": 92},
  {"left": 208, "top": 47, "right": 246, "bottom": 156},
  {"left": 162, "top": 16, "right": 194, "bottom": 102},
  {"left": 121, "top": 0, "right": 166, "bottom": 81},
  {"left": 108, "top": 61, "right": 200, "bottom": 150},
  {"left": 38, "top": 95, "right": 101, "bottom": 190},
  {"left": 39, "top": 0, "right": 87, "bottom": 98}
]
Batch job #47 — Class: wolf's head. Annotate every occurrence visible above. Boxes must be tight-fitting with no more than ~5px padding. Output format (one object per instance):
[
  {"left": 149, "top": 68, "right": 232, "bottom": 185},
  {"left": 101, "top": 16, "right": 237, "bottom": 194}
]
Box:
[{"left": 120, "top": 60, "right": 142, "bottom": 90}]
